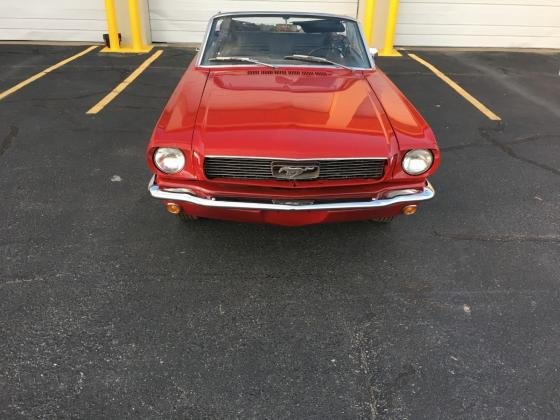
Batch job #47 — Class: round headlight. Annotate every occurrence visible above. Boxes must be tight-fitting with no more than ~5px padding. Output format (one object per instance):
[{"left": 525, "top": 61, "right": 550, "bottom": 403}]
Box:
[
  {"left": 154, "top": 148, "right": 185, "bottom": 174},
  {"left": 402, "top": 149, "right": 433, "bottom": 175}
]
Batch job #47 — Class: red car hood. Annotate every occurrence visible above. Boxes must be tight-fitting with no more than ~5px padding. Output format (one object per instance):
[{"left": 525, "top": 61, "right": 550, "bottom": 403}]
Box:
[{"left": 192, "top": 69, "right": 396, "bottom": 159}]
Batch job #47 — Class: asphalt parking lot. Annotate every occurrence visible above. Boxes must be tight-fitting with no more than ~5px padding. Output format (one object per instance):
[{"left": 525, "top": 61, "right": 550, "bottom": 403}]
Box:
[{"left": 1, "top": 44, "right": 559, "bottom": 418}]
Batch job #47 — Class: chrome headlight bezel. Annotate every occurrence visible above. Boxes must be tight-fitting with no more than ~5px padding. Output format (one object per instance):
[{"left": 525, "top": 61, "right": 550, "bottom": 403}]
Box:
[
  {"left": 153, "top": 148, "right": 185, "bottom": 174},
  {"left": 402, "top": 149, "right": 434, "bottom": 175}
]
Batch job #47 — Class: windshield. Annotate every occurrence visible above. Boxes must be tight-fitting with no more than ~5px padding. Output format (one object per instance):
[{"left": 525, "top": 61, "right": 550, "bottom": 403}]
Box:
[{"left": 200, "top": 14, "right": 371, "bottom": 69}]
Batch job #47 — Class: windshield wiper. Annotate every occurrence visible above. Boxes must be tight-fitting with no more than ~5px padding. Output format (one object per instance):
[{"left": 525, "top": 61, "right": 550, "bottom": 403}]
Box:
[
  {"left": 208, "top": 56, "right": 276, "bottom": 68},
  {"left": 283, "top": 55, "right": 353, "bottom": 70}
]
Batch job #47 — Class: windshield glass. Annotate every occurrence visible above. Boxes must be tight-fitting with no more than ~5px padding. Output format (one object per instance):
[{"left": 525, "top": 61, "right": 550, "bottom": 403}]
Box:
[{"left": 201, "top": 14, "right": 371, "bottom": 68}]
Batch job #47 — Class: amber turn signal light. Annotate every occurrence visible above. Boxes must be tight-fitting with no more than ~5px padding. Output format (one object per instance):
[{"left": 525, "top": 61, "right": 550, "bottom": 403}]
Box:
[
  {"left": 165, "top": 202, "right": 181, "bottom": 214},
  {"left": 402, "top": 204, "right": 417, "bottom": 216}
]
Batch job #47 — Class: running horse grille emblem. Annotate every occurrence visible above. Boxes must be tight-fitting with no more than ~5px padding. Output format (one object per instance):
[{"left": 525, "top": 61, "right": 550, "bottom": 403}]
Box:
[{"left": 271, "top": 162, "right": 320, "bottom": 180}]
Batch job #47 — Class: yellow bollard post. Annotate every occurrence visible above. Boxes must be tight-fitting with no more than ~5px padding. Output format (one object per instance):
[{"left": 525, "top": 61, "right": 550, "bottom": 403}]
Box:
[
  {"left": 104, "top": 0, "right": 120, "bottom": 51},
  {"left": 102, "top": 0, "right": 152, "bottom": 53},
  {"left": 128, "top": 0, "right": 151, "bottom": 52},
  {"left": 380, "top": 0, "right": 402, "bottom": 56},
  {"left": 363, "top": 0, "right": 376, "bottom": 45}
]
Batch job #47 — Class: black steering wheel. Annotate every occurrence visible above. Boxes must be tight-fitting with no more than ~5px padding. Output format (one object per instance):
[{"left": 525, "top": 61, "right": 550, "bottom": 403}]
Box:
[{"left": 307, "top": 41, "right": 363, "bottom": 65}]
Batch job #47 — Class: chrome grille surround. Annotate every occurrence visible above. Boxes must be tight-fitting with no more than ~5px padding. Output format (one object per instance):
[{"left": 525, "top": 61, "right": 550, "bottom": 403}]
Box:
[{"left": 204, "top": 157, "right": 386, "bottom": 180}]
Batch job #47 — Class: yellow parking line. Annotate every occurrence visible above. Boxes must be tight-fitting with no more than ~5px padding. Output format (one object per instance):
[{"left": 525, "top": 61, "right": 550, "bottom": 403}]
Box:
[
  {"left": 408, "top": 53, "right": 501, "bottom": 121},
  {"left": 0, "top": 45, "right": 98, "bottom": 101},
  {"left": 86, "top": 50, "right": 163, "bottom": 115}
]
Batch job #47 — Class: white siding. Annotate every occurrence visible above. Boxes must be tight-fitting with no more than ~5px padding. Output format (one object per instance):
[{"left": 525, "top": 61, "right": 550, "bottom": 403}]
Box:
[
  {"left": 395, "top": 0, "right": 560, "bottom": 48},
  {"left": 149, "top": 0, "right": 360, "bottom": 43},
  {"left": 2, "top": 0, "right": 558, "bottom": 48},
  {"left": 0, "top": 0, "right": 105, "bottom": 42}
]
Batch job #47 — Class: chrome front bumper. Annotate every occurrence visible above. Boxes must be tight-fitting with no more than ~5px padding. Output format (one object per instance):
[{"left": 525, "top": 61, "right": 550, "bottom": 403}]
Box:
[{"left": 148, "top": 175, "right": 435, "bottom": 212}]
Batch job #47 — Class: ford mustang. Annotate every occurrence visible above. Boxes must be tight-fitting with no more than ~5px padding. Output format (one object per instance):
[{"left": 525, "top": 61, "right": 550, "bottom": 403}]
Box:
[{"left": 147, "top": 12, "right": 440, "bottom": 226}]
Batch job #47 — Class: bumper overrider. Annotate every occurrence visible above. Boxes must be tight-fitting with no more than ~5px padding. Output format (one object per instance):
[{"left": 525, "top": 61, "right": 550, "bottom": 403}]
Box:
[{"left": 148, "top": 175, "right": 435, "bottom": 212}]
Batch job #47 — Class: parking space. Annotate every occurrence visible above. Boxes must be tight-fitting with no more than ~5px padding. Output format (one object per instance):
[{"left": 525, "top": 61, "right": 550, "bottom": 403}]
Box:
[
  {"left": 0, "top": 45, "right": 90, "bottom": 91},
  {"left": 1, "top": 45, "right": 559, "bottom": 418}
]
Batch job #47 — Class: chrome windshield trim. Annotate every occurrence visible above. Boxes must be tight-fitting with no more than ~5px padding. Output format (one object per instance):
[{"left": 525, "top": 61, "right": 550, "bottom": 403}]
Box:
[
  {"left": 211, "top": 11, "right": 358, "bottom": 20},
  {"left": 358, "top": 21, "right": 375, "bottom": 68},
  {"left": 196, "top": 11, "right": 374, "bottom": 69},
  {"left": 148, "top": 175, "right": 434, "bottom": 212}
]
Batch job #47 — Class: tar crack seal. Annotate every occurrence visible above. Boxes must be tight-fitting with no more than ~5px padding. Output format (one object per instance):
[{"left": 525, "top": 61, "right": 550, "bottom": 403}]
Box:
[{"left": 0, "top": 125, "right": 18, "bottom": 156}]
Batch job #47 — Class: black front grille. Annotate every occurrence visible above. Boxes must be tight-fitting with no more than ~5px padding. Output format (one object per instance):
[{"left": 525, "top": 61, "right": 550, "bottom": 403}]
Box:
[{"left": 204, "top": 157, "right": 386, "bottom": 180}]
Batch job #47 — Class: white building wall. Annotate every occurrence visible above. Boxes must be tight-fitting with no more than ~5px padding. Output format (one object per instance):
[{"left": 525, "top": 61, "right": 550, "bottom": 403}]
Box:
[
  {"left": 0, "top": 0, "right": 105, "bottom": 42},
  {"left": 149, "top": 0, "right": 360, "bottom": 43},
  {"left": 1, "top": 0, "right": 558, "bottom": 48},
  {"left": 395, "top": 0, "right": 560, "bottom": 48}
]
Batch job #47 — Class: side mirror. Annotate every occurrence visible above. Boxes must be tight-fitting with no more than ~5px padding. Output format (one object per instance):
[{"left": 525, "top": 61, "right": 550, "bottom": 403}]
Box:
[{"left": 369, "top": 47, "right": 378, "bottom": 58}]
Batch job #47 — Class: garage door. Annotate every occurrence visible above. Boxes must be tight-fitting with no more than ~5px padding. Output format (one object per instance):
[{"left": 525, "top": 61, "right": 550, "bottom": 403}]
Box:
[
  {"left": 0, "top": 0, "right": 105, "bottom": 42},
  {"left": 395, "top": 0, "right": 560, "bottom": 48},
  {"left": 149, "top": 0, "right": 360, "bottom": 43}
]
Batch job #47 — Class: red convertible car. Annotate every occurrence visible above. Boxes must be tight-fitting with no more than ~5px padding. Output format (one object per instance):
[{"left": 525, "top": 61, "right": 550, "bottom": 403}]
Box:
[{"left": 147, "top": 12, "right": 439, "bottom": 226}]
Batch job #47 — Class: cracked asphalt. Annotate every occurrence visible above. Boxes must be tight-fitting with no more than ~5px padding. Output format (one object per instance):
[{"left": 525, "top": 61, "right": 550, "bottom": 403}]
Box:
[{"left": 1, "top": 45, "right": 559, "bottom": 418}]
